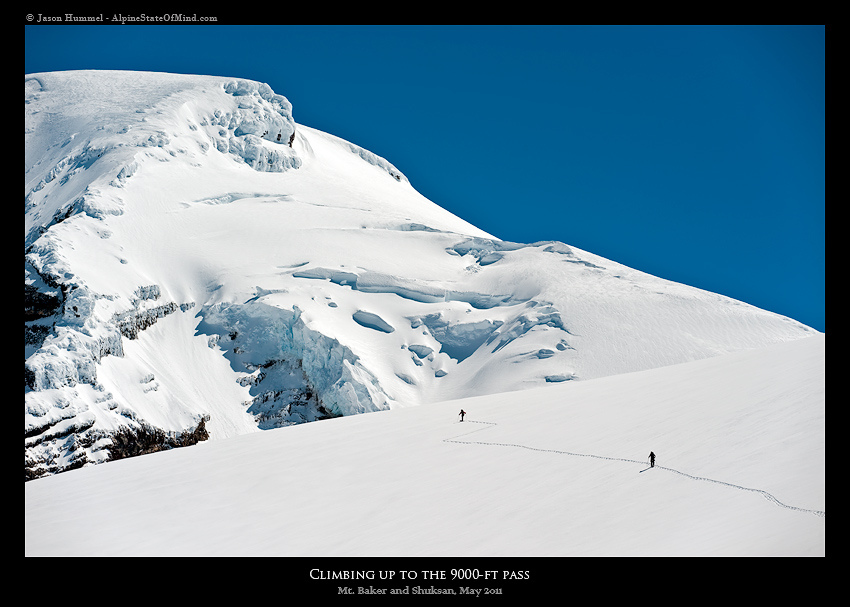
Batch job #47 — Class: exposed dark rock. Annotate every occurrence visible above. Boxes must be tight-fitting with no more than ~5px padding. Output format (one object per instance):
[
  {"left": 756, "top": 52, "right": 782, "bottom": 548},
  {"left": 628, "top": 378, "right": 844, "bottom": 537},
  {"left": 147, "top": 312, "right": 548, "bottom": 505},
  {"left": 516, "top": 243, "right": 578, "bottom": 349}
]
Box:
[
  {"left": 116, "top": 301, "right": 195, "bottom": 339},
  {"left": 25, "top": 324, "right": 50, "bottom": 347},
  {"left": 25, "top": 414, "right": 210, "bottom": 481},
  {"left": 108, "top": 416, "right": 210, "bottom": 461},
  {"left": 25, "top": 283, "right": 61, "bottom": 321}
]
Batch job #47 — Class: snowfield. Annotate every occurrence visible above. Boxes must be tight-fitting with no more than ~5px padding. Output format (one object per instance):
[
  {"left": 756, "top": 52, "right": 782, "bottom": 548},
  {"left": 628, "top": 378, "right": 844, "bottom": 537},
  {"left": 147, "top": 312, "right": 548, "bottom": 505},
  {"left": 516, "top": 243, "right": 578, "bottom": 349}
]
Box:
[
  {"left": 24, "top": 70, "right": 823, "bottom": 557},
  {"left": 25, "top": 333, "right": 824, "bottom": 556}
]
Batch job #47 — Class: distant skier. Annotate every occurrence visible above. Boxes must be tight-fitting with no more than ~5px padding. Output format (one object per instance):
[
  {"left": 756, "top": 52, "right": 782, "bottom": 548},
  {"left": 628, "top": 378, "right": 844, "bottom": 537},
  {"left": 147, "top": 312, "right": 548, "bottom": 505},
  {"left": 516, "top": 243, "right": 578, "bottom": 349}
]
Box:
[
  {"left": 649, "top": 451, "right": 656, "bottom": 468},
  {"left": 459, "top": 409, "right": 466, "bottom": 422}
]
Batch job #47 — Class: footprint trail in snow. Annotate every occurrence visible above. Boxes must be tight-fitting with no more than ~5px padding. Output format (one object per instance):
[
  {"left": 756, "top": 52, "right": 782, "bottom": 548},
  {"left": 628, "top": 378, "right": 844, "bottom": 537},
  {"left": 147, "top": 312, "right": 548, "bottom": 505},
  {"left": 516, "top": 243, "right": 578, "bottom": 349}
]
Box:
[{"left": 445, "top": 420, "right": 825, "bottom": 518}]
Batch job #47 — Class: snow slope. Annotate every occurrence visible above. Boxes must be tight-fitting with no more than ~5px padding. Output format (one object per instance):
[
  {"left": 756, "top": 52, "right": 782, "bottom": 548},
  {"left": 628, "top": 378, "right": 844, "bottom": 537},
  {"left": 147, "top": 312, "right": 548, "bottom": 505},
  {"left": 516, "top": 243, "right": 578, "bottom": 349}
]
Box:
[
  {"left": 25, "top": 333, "right": 824, "bottom": 557},
  {"left": 25, "top": 71, "right": 820, "bottom": 481}
]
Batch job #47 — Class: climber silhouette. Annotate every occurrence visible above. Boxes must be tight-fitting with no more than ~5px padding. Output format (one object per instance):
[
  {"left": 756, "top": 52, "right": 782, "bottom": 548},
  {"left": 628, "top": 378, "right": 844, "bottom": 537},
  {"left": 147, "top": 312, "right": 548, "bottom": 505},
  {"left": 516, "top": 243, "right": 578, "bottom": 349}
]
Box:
[
  {"left": 649, "top": 451, "right": 656, "bottom": 468},
  {"left": 459, "top": 409, "right": 466, "bottom": 422}
]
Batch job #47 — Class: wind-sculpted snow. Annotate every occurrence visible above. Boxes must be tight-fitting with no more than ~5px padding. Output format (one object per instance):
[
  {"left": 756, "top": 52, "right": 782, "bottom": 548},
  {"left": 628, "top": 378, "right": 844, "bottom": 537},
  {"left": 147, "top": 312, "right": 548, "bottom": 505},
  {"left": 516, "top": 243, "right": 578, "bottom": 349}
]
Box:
[
  {"left": 352, "top": 310, "right": 395, "bottom": 333},
  {"left": 485, "top": 302, "right": 571, "bottom": 353},
  {"left": 447, "top": 237, "right": 527, "bottom": 266},
  {"left": 412, "top": 314, "right": 503, "bottom": 363},
  {"left": 24, "top": 70, "right": 820, "bottom": 481},
  {"left": 294, "top": 266, "right": 530, "bottom": 308},
  {"left": 337, "top": 138, "right": 407, "bottom": 183}
]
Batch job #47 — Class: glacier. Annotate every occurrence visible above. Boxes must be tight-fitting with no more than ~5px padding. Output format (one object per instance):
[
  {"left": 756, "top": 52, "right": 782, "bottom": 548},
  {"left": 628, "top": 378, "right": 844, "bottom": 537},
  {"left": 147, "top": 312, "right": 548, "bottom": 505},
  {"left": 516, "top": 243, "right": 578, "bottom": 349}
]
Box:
[{"left": 24, "top": 70, "right": 819, "bottom": 481}]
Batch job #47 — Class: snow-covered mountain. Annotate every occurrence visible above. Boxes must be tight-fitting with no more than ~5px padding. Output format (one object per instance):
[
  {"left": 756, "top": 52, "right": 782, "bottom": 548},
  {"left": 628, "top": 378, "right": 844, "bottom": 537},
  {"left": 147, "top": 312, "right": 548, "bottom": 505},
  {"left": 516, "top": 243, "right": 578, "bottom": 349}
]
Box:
[{"left": 25, "top": 70, "right": 819, "bottom": 482}]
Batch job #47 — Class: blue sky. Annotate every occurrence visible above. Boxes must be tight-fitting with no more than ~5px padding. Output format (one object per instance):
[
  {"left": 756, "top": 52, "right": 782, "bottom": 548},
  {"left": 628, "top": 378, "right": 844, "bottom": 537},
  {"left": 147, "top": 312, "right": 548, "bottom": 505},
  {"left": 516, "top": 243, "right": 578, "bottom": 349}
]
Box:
[{"left": 25, "top": 24, "right": 825, "bottom": 332}]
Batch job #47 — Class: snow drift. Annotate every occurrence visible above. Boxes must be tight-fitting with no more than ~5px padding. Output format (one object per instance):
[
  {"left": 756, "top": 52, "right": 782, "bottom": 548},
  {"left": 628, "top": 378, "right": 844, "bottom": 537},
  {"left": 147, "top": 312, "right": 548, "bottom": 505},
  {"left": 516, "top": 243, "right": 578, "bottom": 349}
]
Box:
[{"left": 24, "top": 70, "right": 820, "bottom": 481}]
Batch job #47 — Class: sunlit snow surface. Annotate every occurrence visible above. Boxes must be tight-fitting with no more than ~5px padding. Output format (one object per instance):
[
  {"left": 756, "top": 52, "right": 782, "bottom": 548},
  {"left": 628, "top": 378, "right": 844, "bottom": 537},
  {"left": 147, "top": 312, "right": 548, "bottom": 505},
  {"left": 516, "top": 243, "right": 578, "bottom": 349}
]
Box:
[{"left": 26, "top": 334, "right": 824, "bottom": 556}]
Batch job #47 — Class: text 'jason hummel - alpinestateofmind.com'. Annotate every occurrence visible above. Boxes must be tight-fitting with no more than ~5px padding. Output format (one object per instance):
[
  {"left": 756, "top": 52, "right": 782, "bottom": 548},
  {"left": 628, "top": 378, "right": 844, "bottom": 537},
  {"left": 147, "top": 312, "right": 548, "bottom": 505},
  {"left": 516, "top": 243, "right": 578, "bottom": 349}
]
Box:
[{"left": 26, "top": 13, "right": 218, "bottom": 24}]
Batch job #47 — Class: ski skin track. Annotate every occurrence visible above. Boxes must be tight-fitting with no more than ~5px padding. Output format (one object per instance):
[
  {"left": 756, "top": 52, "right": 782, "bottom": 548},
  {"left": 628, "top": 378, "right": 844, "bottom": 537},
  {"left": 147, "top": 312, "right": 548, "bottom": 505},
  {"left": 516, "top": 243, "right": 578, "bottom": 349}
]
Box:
[{"left": 445, "top": 419, "right": 825, "bottom": 518}]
